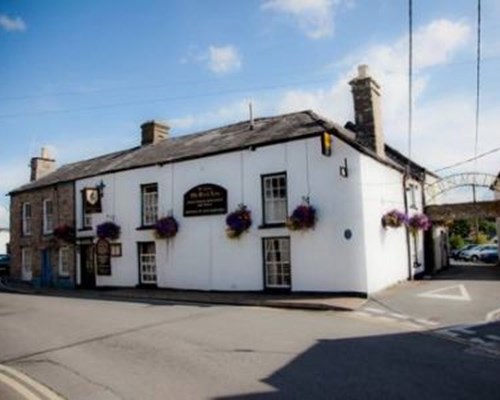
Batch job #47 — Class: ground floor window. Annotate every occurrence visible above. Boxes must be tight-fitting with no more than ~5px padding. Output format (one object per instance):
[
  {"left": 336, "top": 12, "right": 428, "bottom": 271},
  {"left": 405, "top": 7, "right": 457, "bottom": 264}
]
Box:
[
  {"left": 59, "top": 247, "right": 70, "bottom": 277},
  {"left": 138, "top": 242, "right": 157, "bottom": 285},
  {"left": 263, "top": 237, "right": 291, "bottom": 289},
  {"left": 21, "top": 247, "right": 32, "bottom": 281}
]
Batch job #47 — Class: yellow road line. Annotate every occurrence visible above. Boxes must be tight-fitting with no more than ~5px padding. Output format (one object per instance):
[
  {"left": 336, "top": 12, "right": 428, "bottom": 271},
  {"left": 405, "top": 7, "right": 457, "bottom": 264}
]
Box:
[
  {"left": 0, "top": 371, "right": 41, "bottom": 400},
  {"left": 0, "top": 364, "right": 65, "bottom": 400}
]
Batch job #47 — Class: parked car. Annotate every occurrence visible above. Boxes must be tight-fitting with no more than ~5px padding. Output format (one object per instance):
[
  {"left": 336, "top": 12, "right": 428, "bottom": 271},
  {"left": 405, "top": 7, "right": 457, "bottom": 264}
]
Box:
[
  {"left": 462, "top": 245, "right": 498, "bottom": 262},
  {"left": 451, "top": 244, "right": 477, "bottom": 260},
  {"left": 0, "top": 254, "right": 10, "bottom": 276},
  {"left": 479, "top": 248, "right": 499, "bottom": 264}
]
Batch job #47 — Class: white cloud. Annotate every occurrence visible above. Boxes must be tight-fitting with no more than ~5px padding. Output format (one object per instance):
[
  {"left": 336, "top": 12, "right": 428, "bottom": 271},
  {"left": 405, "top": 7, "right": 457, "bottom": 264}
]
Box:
[
  {"left": 0, "top": 14, "right": 26, "bottom": 32},
  {"left": 261, "top": 0, "right": 339, "bottom": 39},
  {"left": 0, "top": 205, "right": 8, "bottom": 228},
  {"left": 208, "top": 45, "right": 242, "bottom": 74}
]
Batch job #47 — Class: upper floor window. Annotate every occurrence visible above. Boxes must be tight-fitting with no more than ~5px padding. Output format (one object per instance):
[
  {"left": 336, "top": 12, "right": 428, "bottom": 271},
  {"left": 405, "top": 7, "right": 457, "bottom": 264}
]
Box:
[
  {"left": 261, "top": 173, "right": 287, "bottom": 225},
  {"left": 408, "top": 184, "right": 418, "bottom": 209},
  {"left": 141, "top": 184, "right": 158, "bottom": 226},
  {"left": 22, "top": 202, "right": 32, "bottom": 236},
  {"left": 43, "top": 199, "right": 54, "bottom": 234}
]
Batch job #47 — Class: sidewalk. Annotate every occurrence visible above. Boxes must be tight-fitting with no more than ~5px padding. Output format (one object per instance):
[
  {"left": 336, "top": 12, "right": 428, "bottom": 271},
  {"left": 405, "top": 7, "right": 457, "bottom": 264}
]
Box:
[{"left": 0, "top": 278, "right": 366, "bottom": 311}]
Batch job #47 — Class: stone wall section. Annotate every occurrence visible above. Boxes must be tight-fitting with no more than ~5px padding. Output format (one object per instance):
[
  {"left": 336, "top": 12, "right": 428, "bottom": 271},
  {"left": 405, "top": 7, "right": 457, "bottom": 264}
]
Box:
[{"left": 10, "top": 182, "right": 76, "bottom": 287}]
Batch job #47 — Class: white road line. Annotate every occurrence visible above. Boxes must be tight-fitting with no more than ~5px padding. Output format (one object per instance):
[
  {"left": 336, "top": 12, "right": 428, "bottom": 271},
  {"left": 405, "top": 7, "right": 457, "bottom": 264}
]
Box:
[
  {"left": 388, "top": 312, "right": 410, "bottom": 320},
  {"left": 417, "top": 284, "right": 471, "bottom": 301},
  {"left": 363, "top": 307, "right": 385, "bottom": 314},
  {"left": 0, "top": 371, "right": 41, "bottom": 400},
  {"left": 469, "top": 338, "right": 495, "bottom": 347},
  {"left": 485, "top": 335, "right": 500, "bottom": 342},
  {"left": 486, "top": 307, "right": 500, "bottom": 322},
  {"left": 0, "top": 364, "right": 65, "bottom": 400},
  {"left": 414, "top": 318, "right": 439, "bottom": 326},
  {"left": 435, "top": 329, "right": 460, "bottom": 338}
]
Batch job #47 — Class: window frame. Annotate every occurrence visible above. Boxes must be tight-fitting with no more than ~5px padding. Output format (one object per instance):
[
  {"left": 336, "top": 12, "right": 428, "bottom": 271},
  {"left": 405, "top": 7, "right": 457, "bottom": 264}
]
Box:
[
  {"left": 137, "top": 242, "right": 157, "bottom": 286},
  {"left": 58, "top": 246, "right": 70, "bottom": 277},
  {"left": 141, "top": 183, "right": 158, "bottom": 227},
  {"left": 21, "top": 247, "right": 32, "bottom": 281},
  {"left": 262, "top": 236, "right": 291, "bottom": 291},
  {"left": 43, "top": 198, "right": 54, "bottom": 234},
  {"left": 80, "top": 190, "right": 92, "bottom": 230},
  {"left": 22, "top": 202, "right": 32, "bottom": 236},
  {"left": 260, "top": 172, "right": 288, "bottom": 227}
]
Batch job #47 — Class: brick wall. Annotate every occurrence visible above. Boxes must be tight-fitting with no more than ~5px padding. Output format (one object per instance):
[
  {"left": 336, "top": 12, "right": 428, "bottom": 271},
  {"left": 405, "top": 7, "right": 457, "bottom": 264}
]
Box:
[{"left": 9, "top": 182, "right": 76, "bottom": 286}]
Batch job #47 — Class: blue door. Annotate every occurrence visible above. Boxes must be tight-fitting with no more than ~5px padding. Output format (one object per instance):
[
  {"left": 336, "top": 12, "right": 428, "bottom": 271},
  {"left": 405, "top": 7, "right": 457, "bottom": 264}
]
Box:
[{"left": 41, "top": 249, "right": 52, "bottom": 287}]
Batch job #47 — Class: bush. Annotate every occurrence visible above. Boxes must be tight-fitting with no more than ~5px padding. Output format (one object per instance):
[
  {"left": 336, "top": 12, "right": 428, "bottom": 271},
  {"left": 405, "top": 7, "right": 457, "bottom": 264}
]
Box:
[{"left": 449, "top": 234, "right": 465, "bottom": 250}]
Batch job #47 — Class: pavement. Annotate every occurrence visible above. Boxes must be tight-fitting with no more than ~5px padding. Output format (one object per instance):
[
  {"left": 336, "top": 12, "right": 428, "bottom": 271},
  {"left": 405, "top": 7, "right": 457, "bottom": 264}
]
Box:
[{"left": 0, "top": 278, "right": 367, "bottom": 312}]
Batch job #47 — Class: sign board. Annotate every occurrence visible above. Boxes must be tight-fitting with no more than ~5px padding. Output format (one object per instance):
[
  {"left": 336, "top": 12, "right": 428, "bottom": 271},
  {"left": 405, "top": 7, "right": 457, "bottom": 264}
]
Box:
[
  {"left": 95, "top": 238, "right": 111, "bottom": 275},
  {"left": 83, "top": 188, "right": 102, "bottom": 214},
  {"left": 183, "top": 184, "right": 227, "bottom": 216}
]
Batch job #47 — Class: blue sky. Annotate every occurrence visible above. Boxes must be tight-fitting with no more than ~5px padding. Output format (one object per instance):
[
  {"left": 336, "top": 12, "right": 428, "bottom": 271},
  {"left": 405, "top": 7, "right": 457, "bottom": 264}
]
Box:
[{"left": 1, "top": 0, "right": 500, "bottom": 226}]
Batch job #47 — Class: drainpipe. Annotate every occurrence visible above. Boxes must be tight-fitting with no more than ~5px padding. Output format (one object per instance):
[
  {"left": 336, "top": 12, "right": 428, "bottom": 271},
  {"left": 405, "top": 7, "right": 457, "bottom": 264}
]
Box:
[{"left": 403, "top": 172, "right": 412, "bottom": 281}]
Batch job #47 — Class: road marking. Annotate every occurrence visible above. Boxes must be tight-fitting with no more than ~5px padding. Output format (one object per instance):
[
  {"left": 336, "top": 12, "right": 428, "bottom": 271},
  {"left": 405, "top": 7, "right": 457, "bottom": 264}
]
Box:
[
  {"left": 417, "top": 284, "right": 471, "bottom": 301},
  {"left": 486, "top": 335, "right": 500, "bottom": 342},
  {"left": 0, "top": 364, "right": 64, "bottom": 400},
  {"left": 486, "top": 307, "right": 500, "bottom": 322},
  {"left": 0, "top": 371, "right": 40, "bottom": 399}
]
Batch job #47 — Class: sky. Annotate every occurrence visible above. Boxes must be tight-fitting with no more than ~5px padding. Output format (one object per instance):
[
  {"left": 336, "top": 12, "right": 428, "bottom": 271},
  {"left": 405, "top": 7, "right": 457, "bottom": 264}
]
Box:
[{"left": 1, "top": 0, "right": 499, "bottom": 227}]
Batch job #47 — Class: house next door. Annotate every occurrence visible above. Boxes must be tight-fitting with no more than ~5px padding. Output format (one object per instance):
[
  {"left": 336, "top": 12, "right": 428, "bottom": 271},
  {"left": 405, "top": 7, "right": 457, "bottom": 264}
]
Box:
[
  {"left": 41, "top": 249, "right": 52, "bottom": 287},
  {"left": 80, "top": 244, "right": 96, "bottom": 288}
]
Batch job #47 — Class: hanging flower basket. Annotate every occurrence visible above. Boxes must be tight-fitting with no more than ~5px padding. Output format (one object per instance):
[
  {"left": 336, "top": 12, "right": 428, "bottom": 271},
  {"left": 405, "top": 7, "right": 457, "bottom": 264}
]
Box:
[
  {"left": 407, "top": 213, "right": 432, "bottom": 235},
  {"left": 96, "top": 221, "right": 121, "bottom": 240},
  {"left": 287, "top": 203, "right": 316, "bottom": 231},
  {"left": 53, "top": 224, "right": 75, "bottom": 243},
  {"left": 226, "top": 204, "right": 252, "bottom": 239},
  {"left": 381, "top": 209, "right": 407, "bottom": 229},
  {"left": 154, "top": 216, "right": 179, "bottom": 239}
]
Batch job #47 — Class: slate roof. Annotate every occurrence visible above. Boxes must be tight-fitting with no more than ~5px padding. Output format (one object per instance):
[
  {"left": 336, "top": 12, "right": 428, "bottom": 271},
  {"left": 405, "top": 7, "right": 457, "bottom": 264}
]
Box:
[{"left": 10, "top": 110, "right": 429, "bottom": 195}]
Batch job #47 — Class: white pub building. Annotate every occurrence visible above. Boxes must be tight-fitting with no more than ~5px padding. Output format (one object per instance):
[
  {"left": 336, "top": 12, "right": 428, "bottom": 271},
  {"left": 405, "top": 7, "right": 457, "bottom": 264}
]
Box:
[{"left": 10, "top": 66, "right": 440, "bottom": 295}]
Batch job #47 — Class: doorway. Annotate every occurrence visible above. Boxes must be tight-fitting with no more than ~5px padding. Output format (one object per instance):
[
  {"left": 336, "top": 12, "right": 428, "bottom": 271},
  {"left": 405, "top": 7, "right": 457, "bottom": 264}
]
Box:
[{"left": 80, "top": 244, "right": 96, "bottom": 288}]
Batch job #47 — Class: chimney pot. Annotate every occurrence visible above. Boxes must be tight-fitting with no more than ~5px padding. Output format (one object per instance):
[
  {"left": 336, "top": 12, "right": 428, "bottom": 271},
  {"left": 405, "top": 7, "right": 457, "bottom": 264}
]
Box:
[
  {"left": 141, "top": 120, "right": 169, "bottom": 146},
  {"left": 30, "top": 146, "right": 56, "bottom": 181},
  {"left": 349, "top": 64, "right": 385, "bottom": 159}
]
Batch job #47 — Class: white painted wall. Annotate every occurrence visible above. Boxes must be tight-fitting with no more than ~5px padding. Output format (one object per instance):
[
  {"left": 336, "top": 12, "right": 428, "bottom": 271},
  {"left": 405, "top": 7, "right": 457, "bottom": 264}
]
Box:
[
  {"left": 0, "top": 229, "right": 9, "bottom": 254},
  {"left": 75, "top": 135, "right": 410, "bottom": 293},
  {"left": 360, "top": 156, "right": 409, "bottom": 294}
]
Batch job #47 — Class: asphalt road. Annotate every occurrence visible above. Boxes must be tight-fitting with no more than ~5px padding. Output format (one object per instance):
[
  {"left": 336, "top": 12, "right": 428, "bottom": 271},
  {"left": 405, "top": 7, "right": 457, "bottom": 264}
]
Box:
[{"left": 0, "top": 264, "right": 499, "bottom": 399}]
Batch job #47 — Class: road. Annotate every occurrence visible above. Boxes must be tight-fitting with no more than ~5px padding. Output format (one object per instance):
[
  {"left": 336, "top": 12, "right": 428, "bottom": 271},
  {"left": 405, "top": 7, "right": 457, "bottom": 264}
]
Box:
[{"left": 0, "top": 264, "right": 499, "bottom": 399}]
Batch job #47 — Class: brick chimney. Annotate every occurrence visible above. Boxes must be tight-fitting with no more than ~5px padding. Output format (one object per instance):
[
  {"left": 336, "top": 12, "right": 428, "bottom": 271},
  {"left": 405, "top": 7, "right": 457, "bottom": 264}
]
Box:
[
  {"left": 30, "top": 147, "right": 55, "bottom": 181},
  {"left": 141, "top": 120, "right": 169, "bottom": 146},
  {"left": 349, "top": 65, "right": 385, "bottom": 159}
]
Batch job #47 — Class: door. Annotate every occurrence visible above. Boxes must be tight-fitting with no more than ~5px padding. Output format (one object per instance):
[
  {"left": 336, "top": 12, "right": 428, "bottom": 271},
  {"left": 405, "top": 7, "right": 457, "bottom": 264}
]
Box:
[
  {"left": 41, "top": 249, "right": 52, "bottom": 287},
  {"left": 80, "top": 244, "right": 96, "bottom": 288},
  {"left": 263, "top": 237, "right": 291, "bottom": 291}
]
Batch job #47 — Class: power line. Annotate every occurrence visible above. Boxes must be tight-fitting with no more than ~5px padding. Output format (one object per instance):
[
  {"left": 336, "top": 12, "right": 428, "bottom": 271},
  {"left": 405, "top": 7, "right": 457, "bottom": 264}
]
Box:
[
  {"left": 433, "top": 145, "right": 500, "bottom": 173},
  {"left": 0, "top": 77, "right": 332, "bottom": 119}
]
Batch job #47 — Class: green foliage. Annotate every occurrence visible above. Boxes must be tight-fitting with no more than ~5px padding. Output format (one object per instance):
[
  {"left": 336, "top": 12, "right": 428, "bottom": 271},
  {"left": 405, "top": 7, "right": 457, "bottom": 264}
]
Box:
[
  {"left": 449, "top": 234, "right": 465, "bottom": 250},
  {"left": 479, "top": 219, "right": 497, "bottom": 238},
  {"left": 475, "top": 232, "right": 489, "bottom": 245},
  {"left": 449, "top": 220, "right": 470, "bottom": 238}
]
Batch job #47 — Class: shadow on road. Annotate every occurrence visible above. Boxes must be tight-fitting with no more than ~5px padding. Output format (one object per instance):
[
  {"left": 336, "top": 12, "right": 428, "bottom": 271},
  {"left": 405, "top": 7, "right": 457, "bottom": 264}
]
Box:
[
  {"left": 433, "top": 262, "right": 500, "bottom": 282},
  {"left": 216, "top": 327, "right": 500, "bottom": 400}
]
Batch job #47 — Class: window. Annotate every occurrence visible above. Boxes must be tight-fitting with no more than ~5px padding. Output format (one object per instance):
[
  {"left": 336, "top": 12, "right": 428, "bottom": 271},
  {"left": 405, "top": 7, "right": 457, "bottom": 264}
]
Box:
[
  {"left": 138, "top": 242, "right": 157, "bottom": 285},
  {"left": 81, "top": 191, "right": 92, "bottom": 229},
  {"left": 408, "top": 184, "right": 418, "bottom": 209},
  {"left": 43, "top": 199, "right": 54, "bottom": 234},
  {"left": 58, "top": 247, "right": 70, "bottom": 277},
  {"left": 141, "top": 184, "right": 158, "bottom": 226},
  {"left": 263, "top": 237, "right": 291, "bottom": 289},
  {"left": 22, "top": 202, "right": 32, "bottom": 236},
  {"left": 110, "top": 243, "right": 122, "bottom": 257},
  {"left": 261, "top": 173, "right": 287, "bottom": 225},
  {"left": 21, "top": 247, "right": 32, "bottom": 281}
]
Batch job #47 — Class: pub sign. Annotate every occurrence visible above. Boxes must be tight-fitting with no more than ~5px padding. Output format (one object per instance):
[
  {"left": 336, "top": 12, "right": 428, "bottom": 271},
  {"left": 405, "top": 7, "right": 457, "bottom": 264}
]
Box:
[
  {"left": 183, "top": 184, "right": 227, "bottom": 216},
  {"left": 83, "top": 187, "right": 102, "bottom": 214},
  {"left": 95, "top": 238, "right": 111, "bottom": 275}
]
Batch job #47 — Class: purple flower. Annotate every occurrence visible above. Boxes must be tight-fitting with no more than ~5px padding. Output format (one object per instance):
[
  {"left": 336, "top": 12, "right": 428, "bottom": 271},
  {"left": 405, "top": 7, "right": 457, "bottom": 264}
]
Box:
[
  {"left": 155, "top": 216, "right": 179, "bottom": 238},
  {"left": 226, "top": 205, "right": 252, "bottom": 238},
  {"left": 408, "top": 213, "right": 432, "bottom": 234},
  {"left": 287, "top": 204, "right": 316, "bottom": 231},
  {"left": 53, "top": 224, "right": 75, "bottom": 243},
  {"left": 381, "top": 209, "right": 407, "bottom": 229},
  {"left": 96, "top": 221, "right": 121, "bottom": 240}
]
